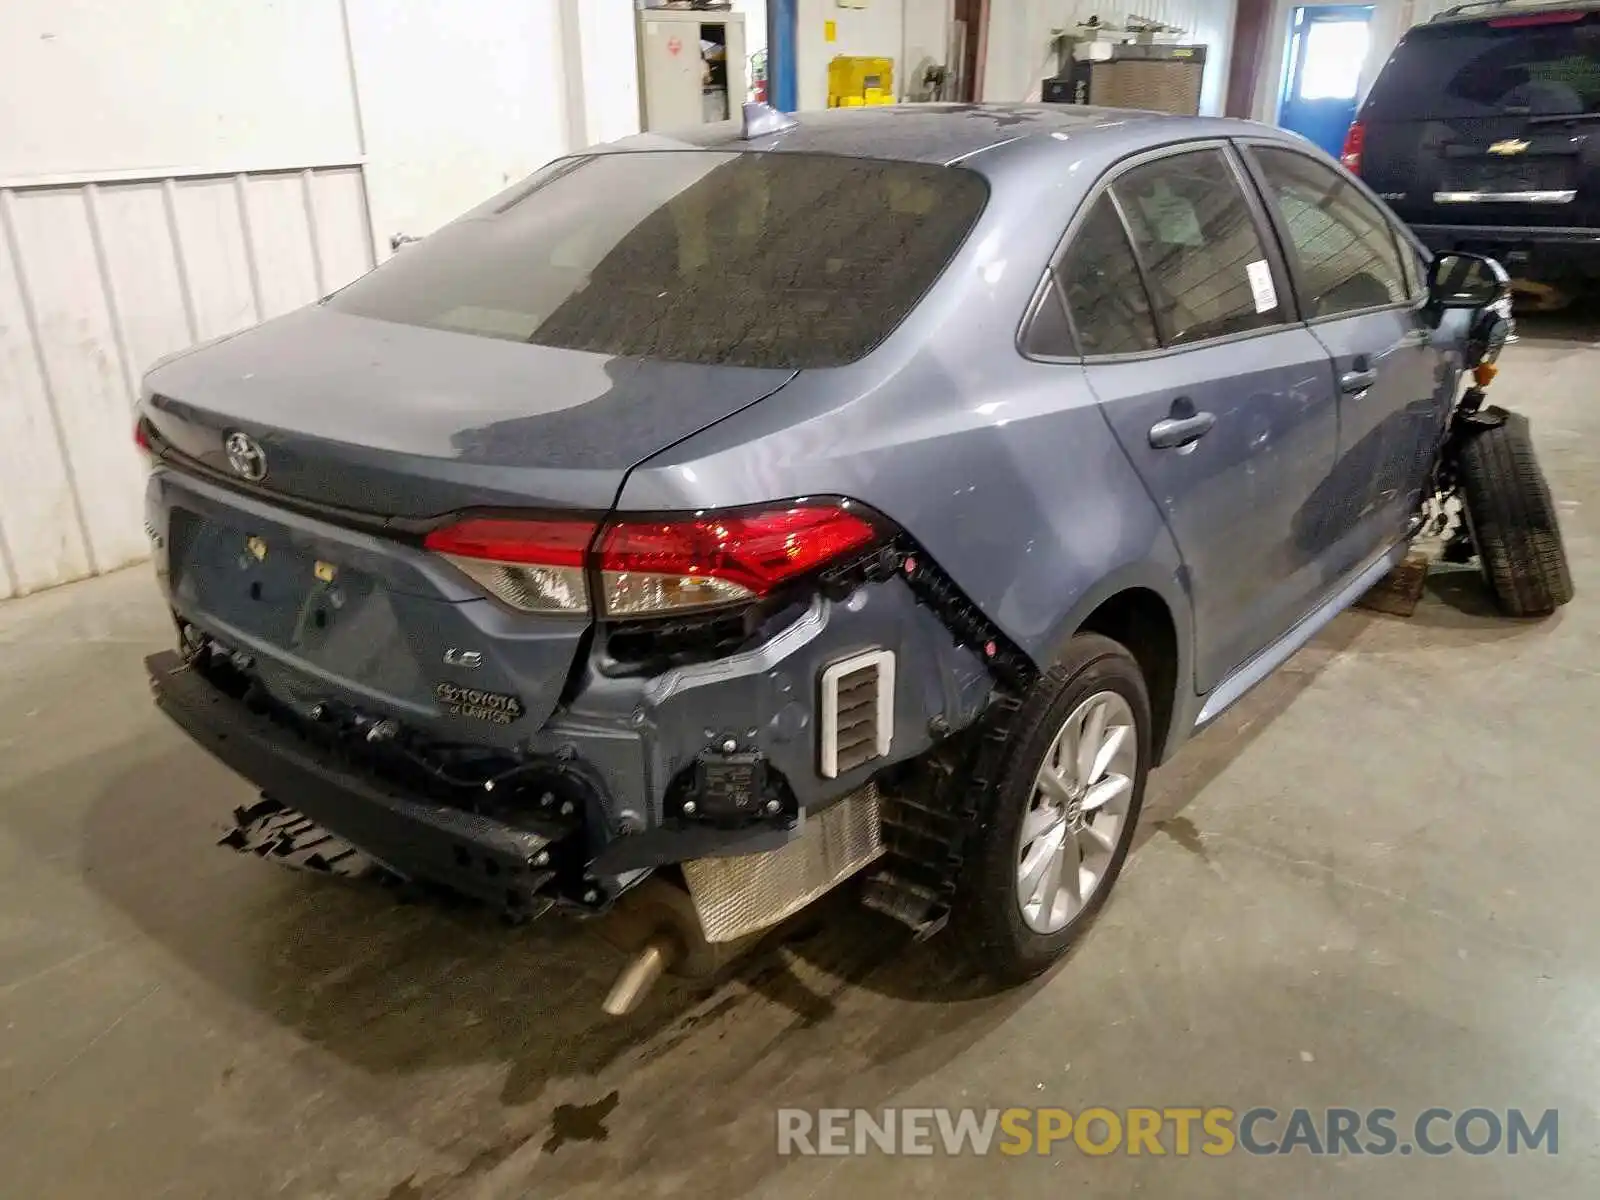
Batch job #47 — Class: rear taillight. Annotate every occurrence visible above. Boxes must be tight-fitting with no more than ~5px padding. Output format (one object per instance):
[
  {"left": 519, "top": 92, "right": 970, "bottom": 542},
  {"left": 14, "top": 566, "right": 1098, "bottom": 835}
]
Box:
[
  {"left": 423, "top": 517, "right": 596, "bottom": 614},
  {"left": 597, "top": 504, "right": 880, "bottom": 616},
  {"left": 423, "top": 502, "right": 882, "bottom": 618},
  {"left": 1340, "top": 121, "right": 1366, "bottom": 174},
  {"left": 134, "top": 417, "right": 154, "bottom": 465},
  {"left": 1489, "top": 10, "right": 1585, "bottom": 25}
]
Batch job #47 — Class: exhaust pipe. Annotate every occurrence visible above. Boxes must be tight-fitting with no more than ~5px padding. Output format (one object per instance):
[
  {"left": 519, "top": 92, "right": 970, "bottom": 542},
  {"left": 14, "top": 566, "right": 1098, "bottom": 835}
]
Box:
[
  {"left": 596, "top": 877, "right": 762, "bottom": 1016},
  {"left": 602, "top": 936, "right": 677, "bottom": 1017}
]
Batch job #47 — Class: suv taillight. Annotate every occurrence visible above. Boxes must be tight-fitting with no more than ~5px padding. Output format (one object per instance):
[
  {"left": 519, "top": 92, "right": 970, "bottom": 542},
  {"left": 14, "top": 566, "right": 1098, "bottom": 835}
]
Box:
[
  {"left": 1340, "top": 121, "right": 1366, "bottom": 174},
  {"left": 1488, "top": 10, "right": 1585, "bottom": 25},
  {"left": 424, "top": 502, "right": 882, "bottom": 618}
]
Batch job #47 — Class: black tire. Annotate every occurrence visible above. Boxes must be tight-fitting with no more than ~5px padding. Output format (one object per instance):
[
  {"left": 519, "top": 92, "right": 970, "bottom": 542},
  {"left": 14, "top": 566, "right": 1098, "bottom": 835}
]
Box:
[
  {"left": 954, "top": 634, "right": 1151, "bottom": 983},
  {"left": 1457, "top": 408, "right": 1573, "bottom": 617}
]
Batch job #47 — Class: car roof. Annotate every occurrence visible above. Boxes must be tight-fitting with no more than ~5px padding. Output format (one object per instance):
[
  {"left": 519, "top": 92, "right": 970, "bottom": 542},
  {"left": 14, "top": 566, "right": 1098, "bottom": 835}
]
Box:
[
  {"left": 1425, "top": 0, "right": 1600, "bottom": 26},
  {"left": 600, "top": 103, "right": 1291, "bottom": 168}
]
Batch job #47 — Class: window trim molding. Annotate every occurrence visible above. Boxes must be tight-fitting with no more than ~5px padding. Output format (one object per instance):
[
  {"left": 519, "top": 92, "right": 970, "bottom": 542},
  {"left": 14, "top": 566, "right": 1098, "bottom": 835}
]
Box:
[
  {"left": 1234, "top": 139, "right": 1427, "bottom": 322},
  {"left": 1303, "top": 291, "right": 1432, "bottom": 329},
  {"left": 1038, "top": 316, "right": 1315, "bottom": 367}
]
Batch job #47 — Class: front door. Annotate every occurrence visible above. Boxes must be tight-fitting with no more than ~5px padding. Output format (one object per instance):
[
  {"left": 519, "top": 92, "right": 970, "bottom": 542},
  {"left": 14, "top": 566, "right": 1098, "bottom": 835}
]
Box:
[
  {"left": 1277, "top": 5, "right": 1374, "bottom": 158},
  {"left": 1244, "top": 143, "right": 1449, "bottom": 579},
  {"left": 1060, "top": 146, "right": 1339, "bottom": 692}
]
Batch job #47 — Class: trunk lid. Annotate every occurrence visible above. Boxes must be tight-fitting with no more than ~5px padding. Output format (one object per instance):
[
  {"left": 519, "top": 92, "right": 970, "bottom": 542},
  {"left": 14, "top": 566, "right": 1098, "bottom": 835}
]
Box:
[
  {"left": 144, "top": 305, "right": 796, "bottom": 516},
  {"left": 153, "top": 467, "right": 584, "bottom": 745},
  {"left": 1358, "top": 9, "right": 1600, "bottom": 229}
]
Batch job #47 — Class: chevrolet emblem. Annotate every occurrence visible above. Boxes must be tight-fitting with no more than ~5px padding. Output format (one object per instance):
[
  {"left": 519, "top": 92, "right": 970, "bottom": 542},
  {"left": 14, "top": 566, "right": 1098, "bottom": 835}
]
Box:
[{"left": 1487, "top": 139, "right": 1530, "bottom": 156}]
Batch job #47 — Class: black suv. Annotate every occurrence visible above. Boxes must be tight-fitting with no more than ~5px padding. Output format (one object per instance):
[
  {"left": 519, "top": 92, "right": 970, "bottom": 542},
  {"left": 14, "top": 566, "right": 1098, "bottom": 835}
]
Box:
[{"left": 1344, "top": 0, "right": 1600, "bottom": 305}]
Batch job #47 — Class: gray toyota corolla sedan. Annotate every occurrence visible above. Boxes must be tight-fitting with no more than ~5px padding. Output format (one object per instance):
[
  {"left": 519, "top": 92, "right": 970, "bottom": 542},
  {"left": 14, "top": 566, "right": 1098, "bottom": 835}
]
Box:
[{"left": 138, "top": 103, "right": 1565, "bottom": 1003}]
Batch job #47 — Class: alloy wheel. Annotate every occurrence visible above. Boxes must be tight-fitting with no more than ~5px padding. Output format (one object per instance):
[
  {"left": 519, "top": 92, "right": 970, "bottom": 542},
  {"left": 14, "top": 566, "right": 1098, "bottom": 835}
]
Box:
[{"left": 1015, "top": 690, "right": 1137, "bottom": 934}]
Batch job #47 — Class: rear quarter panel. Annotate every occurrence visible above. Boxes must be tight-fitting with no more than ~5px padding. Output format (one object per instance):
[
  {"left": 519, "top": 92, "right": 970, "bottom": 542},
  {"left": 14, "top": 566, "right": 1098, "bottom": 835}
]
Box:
[
  {"left": 622, "top": 350, "right": 1190, "bottom": 658},
  {"left": 617, "top": 132, "right": 1198, "bottom": 751}
]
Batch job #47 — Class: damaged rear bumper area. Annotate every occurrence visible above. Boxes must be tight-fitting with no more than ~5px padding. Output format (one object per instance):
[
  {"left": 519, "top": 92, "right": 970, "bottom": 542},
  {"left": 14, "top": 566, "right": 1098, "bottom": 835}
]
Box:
[
  {"left": 147, "top": 562, "right": 1000, "bottom": 941},
  {"left": 148, "top": 650, "right": 571, "bottom": 916}
]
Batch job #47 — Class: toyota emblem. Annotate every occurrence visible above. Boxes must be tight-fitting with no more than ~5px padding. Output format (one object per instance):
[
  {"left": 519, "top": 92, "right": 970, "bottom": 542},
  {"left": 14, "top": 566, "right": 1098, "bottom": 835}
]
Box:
[{"left": 224, "top": 431, "right": 268, "bottom": 482}]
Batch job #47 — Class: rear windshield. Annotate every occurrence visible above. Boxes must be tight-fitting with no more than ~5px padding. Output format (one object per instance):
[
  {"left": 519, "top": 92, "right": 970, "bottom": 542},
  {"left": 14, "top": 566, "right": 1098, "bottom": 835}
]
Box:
[
  {"left": 329, "top": 151, "right": 987, "bottom": 369},
  {"left": 1365, "top": 11, "right": 1600, "bottom": 119}
]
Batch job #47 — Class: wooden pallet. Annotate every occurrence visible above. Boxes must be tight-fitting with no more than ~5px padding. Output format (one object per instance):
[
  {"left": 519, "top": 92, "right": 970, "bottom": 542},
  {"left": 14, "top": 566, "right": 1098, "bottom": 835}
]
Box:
[{"left": 1354, "top": 552, "right": 1431, "bottom": 617}]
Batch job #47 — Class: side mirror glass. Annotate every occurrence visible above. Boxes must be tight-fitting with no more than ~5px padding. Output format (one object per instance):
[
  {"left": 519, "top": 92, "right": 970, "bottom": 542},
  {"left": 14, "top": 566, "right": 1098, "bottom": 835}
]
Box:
[{"left": 1428, "top": 252, "right": 1510, "bottom": 309}]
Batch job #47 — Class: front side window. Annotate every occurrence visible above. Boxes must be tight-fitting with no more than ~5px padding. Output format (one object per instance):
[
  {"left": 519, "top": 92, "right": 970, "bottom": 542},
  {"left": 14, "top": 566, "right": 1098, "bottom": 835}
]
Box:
[
  {"left": 1055, "top": 194, "right": 1160, "bottom": 355},
  {"left": 1251, "top": 147, "right": 1409, "bottom": 318},
  {"left": 1111, "top": 149, "right": 1286, "bottom": 345},
  {"left": 330, "top": 151, "right": 988, "bottom": 369}
]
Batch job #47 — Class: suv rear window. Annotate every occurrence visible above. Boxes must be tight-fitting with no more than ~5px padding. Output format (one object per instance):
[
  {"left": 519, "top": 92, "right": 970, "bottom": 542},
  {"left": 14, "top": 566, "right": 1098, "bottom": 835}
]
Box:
[
  {"left": 329, "top": 151, "right": 988, "bottom": 369},
  {"left": 1365, "top": 11, "right": 1600, "bottom": 120}
]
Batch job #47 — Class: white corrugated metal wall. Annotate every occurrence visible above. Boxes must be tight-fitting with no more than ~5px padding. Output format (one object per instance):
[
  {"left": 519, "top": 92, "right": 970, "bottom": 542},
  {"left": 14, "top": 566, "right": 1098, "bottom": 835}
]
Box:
[
  {"left": 0, "top": 0, "right": 643, "bottom": 600},
  {"left": 0, "top": 166, "right": 373, "bottom": 596},
  {"left": 0, "top": 0, "right": 379, "bottom": 600}
]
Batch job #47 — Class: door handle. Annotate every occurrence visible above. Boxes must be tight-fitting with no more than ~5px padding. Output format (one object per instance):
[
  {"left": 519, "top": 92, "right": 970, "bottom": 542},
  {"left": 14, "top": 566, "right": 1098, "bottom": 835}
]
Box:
[
  {"left": 1341, "top": 368, "right": 1378, "bottom": 393},
  {"left": 1148, "top": 411, "right": 1217, "bottom": 449}
]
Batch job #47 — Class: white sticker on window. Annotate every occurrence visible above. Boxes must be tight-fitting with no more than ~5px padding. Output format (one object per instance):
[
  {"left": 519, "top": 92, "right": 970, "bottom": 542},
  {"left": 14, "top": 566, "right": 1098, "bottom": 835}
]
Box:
[{"left": 1246, "top": 259, "right": 1278, "bottom": 314}]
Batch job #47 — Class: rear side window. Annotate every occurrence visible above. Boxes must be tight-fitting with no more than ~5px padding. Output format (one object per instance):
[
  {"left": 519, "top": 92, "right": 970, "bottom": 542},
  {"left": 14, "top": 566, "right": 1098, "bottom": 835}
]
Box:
[
  {"left": 1021, "top": 274, "right": 1077, "bottom": 358},
  {"left": 1111, "top": 149, "right": 1286, "bottom": 345},
  {"left": 1056, "top": 195, "right": 1160, "bottom": 355},
  {"left": 330, "top": 152, "right": 988, "bottom": 369},
  {"left": 1250, "top": 147, "right": 1409, "bottom": 317},
  {"left": 1365, "top": 14, "right": 1600, "bottom": 119}
]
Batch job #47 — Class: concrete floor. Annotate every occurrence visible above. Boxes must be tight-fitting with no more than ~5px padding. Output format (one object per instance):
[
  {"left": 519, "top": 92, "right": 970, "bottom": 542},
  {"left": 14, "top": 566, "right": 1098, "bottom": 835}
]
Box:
[{"left": 2, "top": 312, "right": 1598, "bottom": 1200}]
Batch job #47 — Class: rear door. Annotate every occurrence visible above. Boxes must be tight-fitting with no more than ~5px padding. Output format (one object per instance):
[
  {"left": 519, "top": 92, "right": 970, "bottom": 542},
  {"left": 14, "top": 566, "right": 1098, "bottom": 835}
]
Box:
[
  {"left": 1357, "top": 9, "right": 1600, "bottom": 230},
  {"left": 1069, "top": 143, "right": 1339, "bottom": 692},
  {"left": 1242, "top": 143, "right": 1447, "bottom": 578}
]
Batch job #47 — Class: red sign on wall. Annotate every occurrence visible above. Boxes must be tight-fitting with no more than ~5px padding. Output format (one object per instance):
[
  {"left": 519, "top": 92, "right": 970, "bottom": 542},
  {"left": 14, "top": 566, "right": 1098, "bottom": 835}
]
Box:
[{"left": 667, "top": 36, "right": 683, "bottom": 57}]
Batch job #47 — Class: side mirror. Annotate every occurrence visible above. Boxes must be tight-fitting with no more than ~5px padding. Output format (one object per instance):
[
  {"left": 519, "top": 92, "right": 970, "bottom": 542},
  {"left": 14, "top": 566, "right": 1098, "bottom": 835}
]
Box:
[{"left": 1428, "top": 252, "right": 1510, "bottom": 309}]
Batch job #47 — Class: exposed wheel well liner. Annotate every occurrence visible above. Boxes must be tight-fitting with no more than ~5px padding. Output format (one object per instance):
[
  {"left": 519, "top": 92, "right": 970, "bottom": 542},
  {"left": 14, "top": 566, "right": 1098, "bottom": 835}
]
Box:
[{"left": 1077, "top": 588, "right": 1179, "bottom": 762}]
